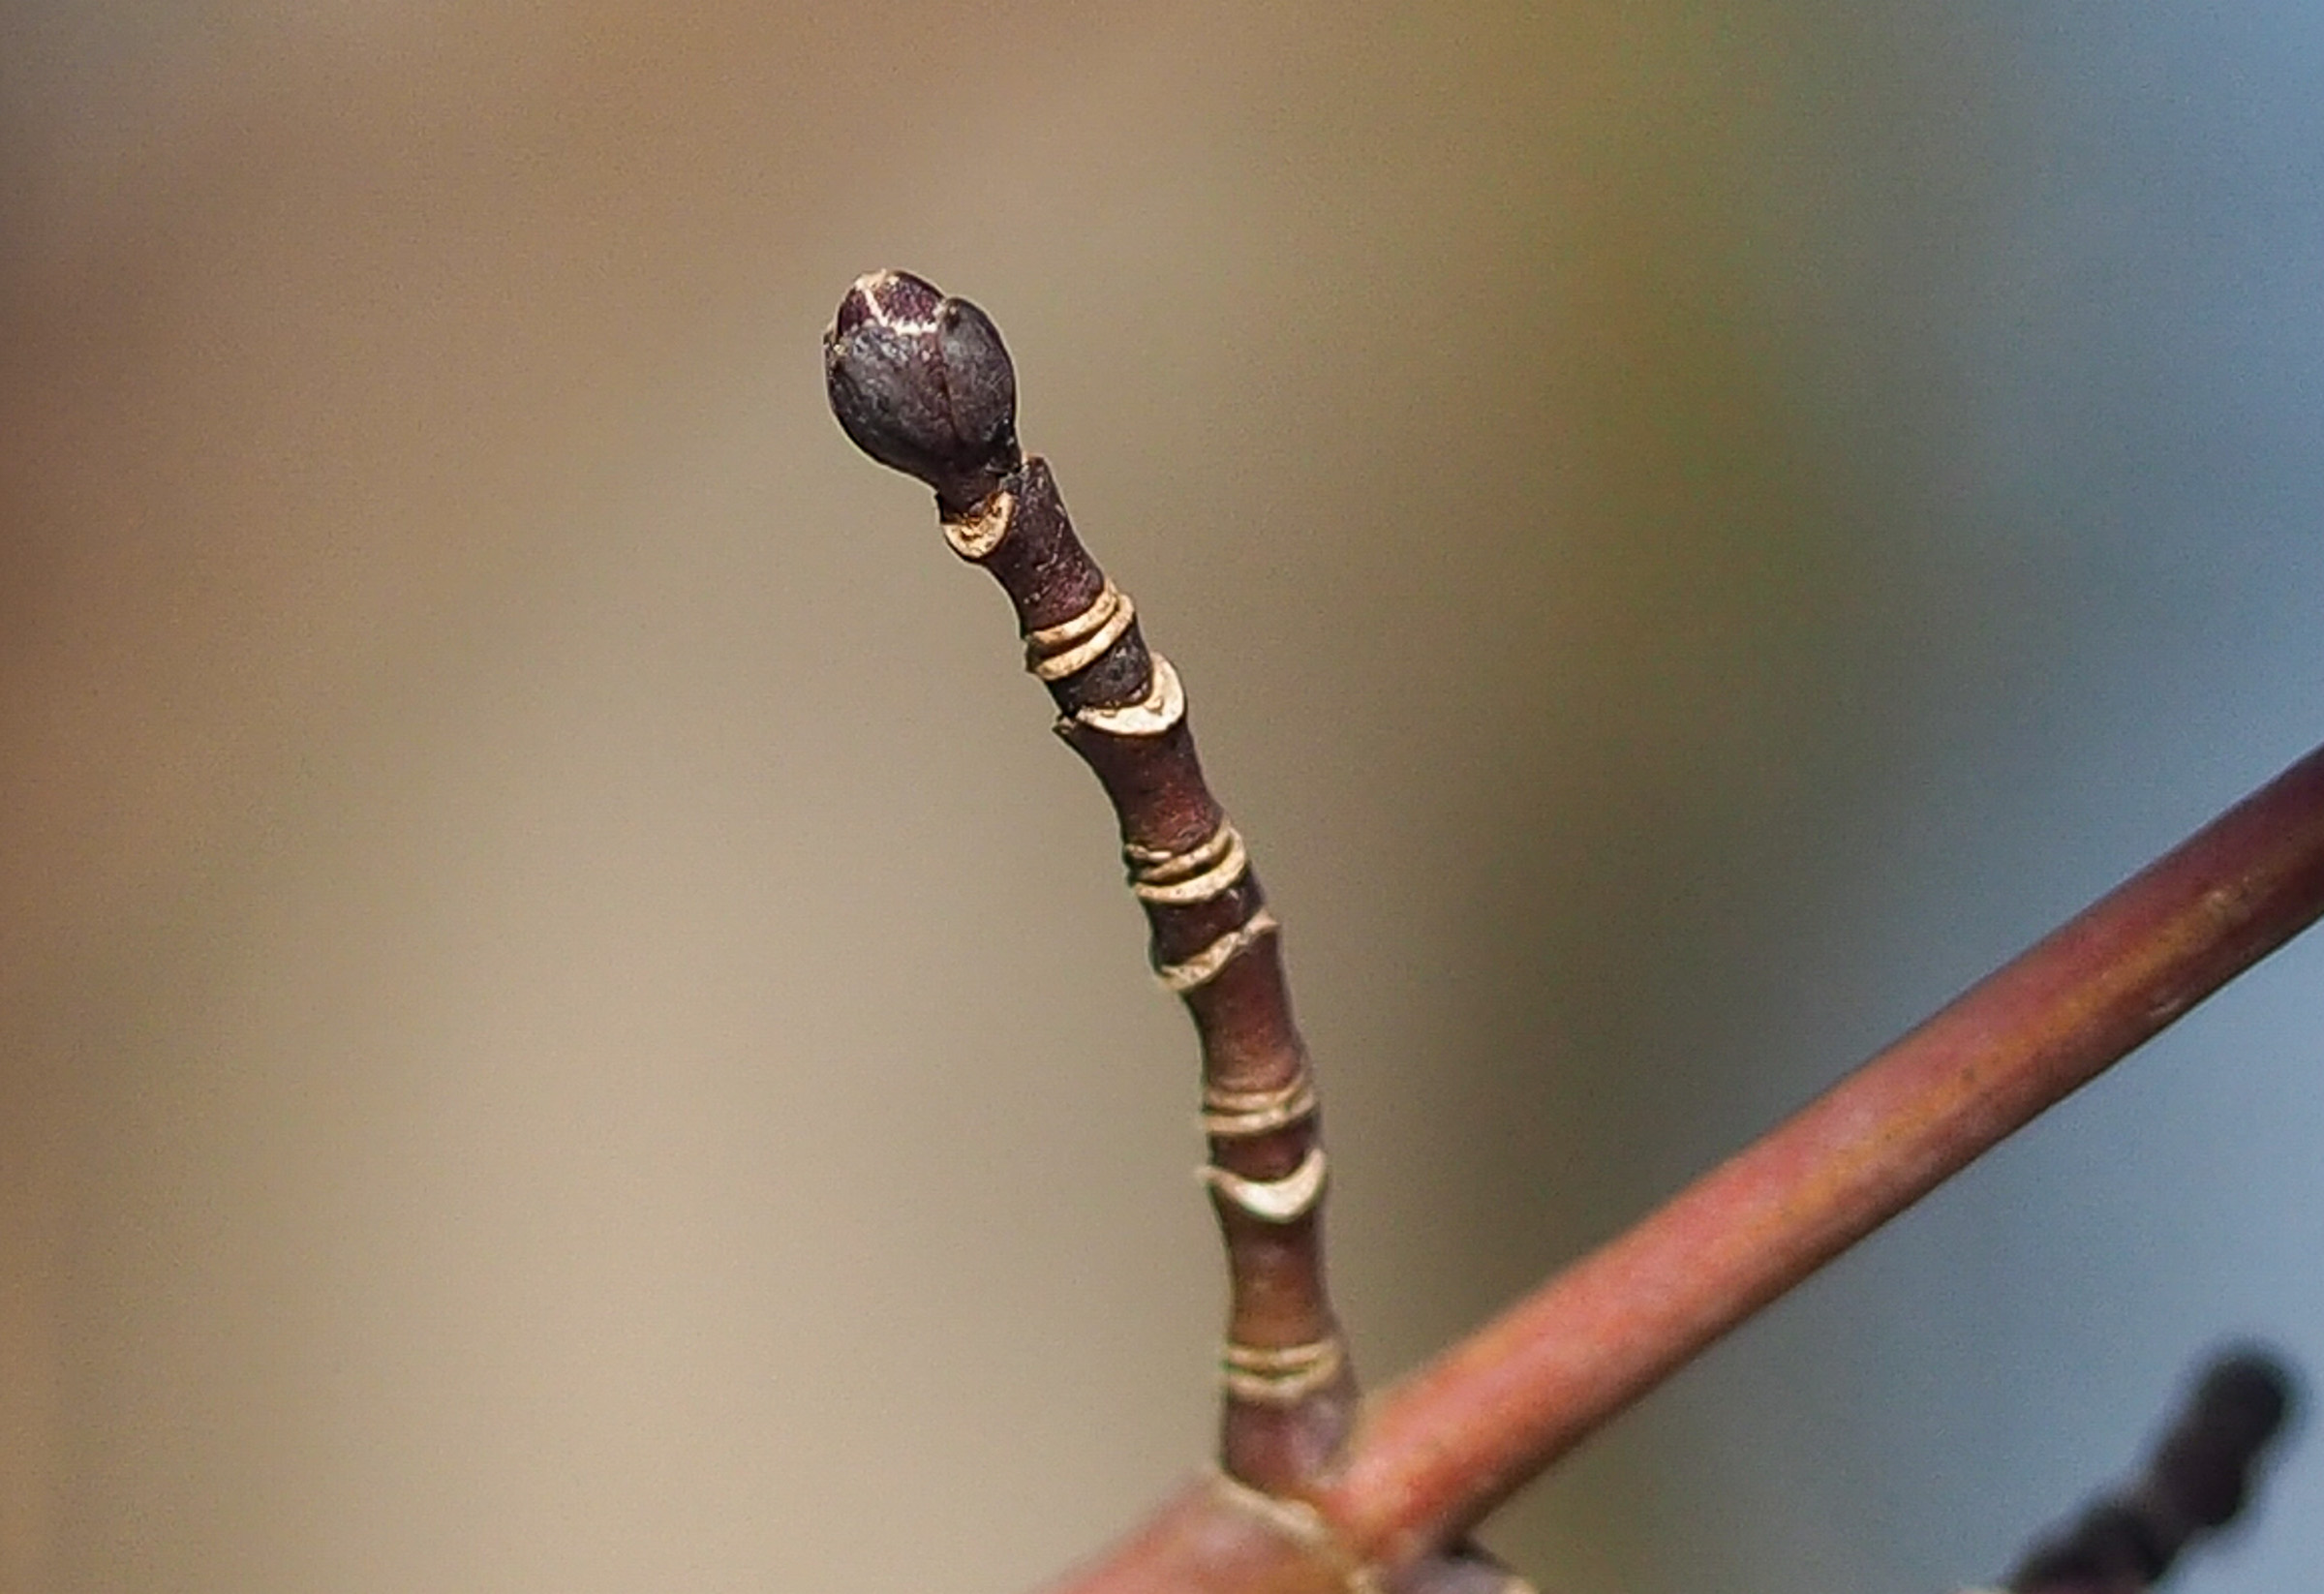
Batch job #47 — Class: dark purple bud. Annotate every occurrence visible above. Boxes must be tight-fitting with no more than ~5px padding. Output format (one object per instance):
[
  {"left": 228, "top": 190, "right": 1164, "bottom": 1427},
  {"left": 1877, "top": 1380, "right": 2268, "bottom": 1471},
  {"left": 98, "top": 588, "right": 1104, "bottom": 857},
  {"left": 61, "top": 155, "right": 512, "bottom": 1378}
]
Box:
[{"left": 824, "top": 269, "right": 1021, "bottom": 515}]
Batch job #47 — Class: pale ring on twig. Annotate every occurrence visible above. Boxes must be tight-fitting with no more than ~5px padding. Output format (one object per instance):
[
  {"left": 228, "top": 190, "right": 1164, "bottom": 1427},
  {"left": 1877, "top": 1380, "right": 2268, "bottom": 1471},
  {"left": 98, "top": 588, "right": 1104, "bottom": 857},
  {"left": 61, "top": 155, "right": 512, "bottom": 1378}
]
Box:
[
  {"left": 1202, "top": 1146, "right": 1327, "bottom": 1222},
  {"left": 1024, "top": 580, "right": 1136, "bottom": 681},
  {"left": 941, "top": 490, "right": 1014, "bottom": 560},
  {"left": 1154, "top": 909, "right": 1278, "bottom": 994},
  {"left": 1070, "top": 654, "right": 1185, "bottom": 737},
  {"left": 1220, "top": 1335, "right": 1345, "bottom": 1405},
  {"left": 1126, "top": 820, "right": 1249, "bottom": 906},
  {"left": 1202, "top": 1074, "right": 1319, "bottom": 1138}
]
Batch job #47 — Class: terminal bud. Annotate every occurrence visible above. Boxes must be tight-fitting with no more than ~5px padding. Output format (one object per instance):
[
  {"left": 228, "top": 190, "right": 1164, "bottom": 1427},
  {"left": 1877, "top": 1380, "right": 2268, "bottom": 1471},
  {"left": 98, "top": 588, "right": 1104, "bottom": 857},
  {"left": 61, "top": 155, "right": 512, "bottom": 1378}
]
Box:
[{"left": 825, "top": 269, "right": 1021, "bottom": 515}]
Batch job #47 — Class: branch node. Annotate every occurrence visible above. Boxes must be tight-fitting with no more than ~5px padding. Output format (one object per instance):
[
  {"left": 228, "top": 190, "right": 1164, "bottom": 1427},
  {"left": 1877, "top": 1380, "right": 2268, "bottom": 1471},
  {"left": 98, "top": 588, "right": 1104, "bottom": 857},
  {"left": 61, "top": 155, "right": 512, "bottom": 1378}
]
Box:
[
  {"left": 1203, "top": 1148, "right": 1330, "bottom": 1223},
  {"left": 1223, "top": 1337, "right": 1349, "bottom": 1406},
  {"left": 1129, "top": 820, "right": 1252, "bottom": 905},
  {"left": 1156, "top": 910, "right": 1281, "bottom": 995},
  {"left": 1203, "top": 1076, "right": 1321, "bottom": 1139},
  {"left": 1066, "top": 654, "right": 1187, "bottom": 737}
]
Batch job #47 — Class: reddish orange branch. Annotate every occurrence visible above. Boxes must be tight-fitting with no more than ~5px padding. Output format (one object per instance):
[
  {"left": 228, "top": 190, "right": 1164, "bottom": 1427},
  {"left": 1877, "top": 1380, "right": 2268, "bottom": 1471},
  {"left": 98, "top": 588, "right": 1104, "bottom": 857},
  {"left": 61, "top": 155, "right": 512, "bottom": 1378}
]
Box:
[
  {"left": 1047, "top": 738, "right": 2324, "bottom": 1593},
  {"left": 1325, "top": 738, "right": 2324, "bottom": 1565}
]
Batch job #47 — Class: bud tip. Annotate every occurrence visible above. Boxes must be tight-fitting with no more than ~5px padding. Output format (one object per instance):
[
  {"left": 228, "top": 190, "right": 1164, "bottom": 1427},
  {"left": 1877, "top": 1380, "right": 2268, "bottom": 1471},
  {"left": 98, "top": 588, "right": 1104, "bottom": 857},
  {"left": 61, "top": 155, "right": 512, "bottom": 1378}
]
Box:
[{"left": 824, "top": 268, "right": 1021, "bottom": 514}]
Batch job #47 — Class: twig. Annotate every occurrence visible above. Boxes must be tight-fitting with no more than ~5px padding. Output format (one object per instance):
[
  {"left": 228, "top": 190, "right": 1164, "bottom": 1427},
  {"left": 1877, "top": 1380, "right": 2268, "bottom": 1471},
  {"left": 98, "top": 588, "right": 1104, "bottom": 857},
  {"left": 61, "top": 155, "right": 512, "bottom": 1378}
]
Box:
[
  {"left": 2002, "top": 1348, "right": 2299, "bottom": 1594},
  {"left": 824, "top": 270, "right": 2324, "bottom": 1594},
  {"left": 827, "top": 269, "right": 1358, "bottom": 1496},
  {"left": 1322, "top": 735, "right": 2324, "bottom": 1568},
  {"left": 1033, "top": 729, "right": 2324, "bottom": 1594}
]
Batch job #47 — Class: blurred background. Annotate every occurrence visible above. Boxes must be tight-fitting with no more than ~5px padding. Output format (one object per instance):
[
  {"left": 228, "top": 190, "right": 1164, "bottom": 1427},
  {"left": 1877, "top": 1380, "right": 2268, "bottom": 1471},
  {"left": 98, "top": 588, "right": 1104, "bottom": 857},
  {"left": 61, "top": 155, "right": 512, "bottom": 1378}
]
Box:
[{"left": 4, "top": 3, "right": 2321, "bottom": 1591}]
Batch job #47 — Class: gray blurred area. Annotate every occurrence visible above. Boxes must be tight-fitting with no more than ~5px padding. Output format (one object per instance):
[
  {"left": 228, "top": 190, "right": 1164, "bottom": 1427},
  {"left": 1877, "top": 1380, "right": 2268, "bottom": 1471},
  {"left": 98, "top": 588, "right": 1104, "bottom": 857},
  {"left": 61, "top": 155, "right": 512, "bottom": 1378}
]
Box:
[{"left": 4, "top": 5, "right": 2321, "bottom": 1592}]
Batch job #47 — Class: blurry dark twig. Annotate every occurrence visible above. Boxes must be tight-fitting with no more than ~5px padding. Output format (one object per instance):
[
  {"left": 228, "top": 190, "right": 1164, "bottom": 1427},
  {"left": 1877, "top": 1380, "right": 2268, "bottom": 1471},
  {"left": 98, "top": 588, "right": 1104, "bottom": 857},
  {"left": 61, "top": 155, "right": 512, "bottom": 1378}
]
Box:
[{"left": 2004, "top": 1348, "right": 2299, "bottom": 1594}]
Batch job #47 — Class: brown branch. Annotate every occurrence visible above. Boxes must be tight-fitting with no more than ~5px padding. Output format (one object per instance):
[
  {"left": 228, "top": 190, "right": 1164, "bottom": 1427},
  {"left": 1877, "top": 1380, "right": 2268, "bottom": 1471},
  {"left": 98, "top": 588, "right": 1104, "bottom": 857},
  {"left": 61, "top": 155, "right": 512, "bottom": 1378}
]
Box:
[
  {"left": 827, "top": 270, "right": 1359, "bottom": 1497},
  {"left": 824, "top": 269, "right": 2324, "bottom": 1594}
]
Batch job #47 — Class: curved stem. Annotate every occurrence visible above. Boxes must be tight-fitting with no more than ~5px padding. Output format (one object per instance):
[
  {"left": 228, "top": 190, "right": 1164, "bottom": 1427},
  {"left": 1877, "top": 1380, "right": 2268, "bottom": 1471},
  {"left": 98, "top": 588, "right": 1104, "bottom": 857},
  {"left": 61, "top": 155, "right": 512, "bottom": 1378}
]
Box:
[{"left": 827, "top": 271, "right": 1357, "bottom": 1493}]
